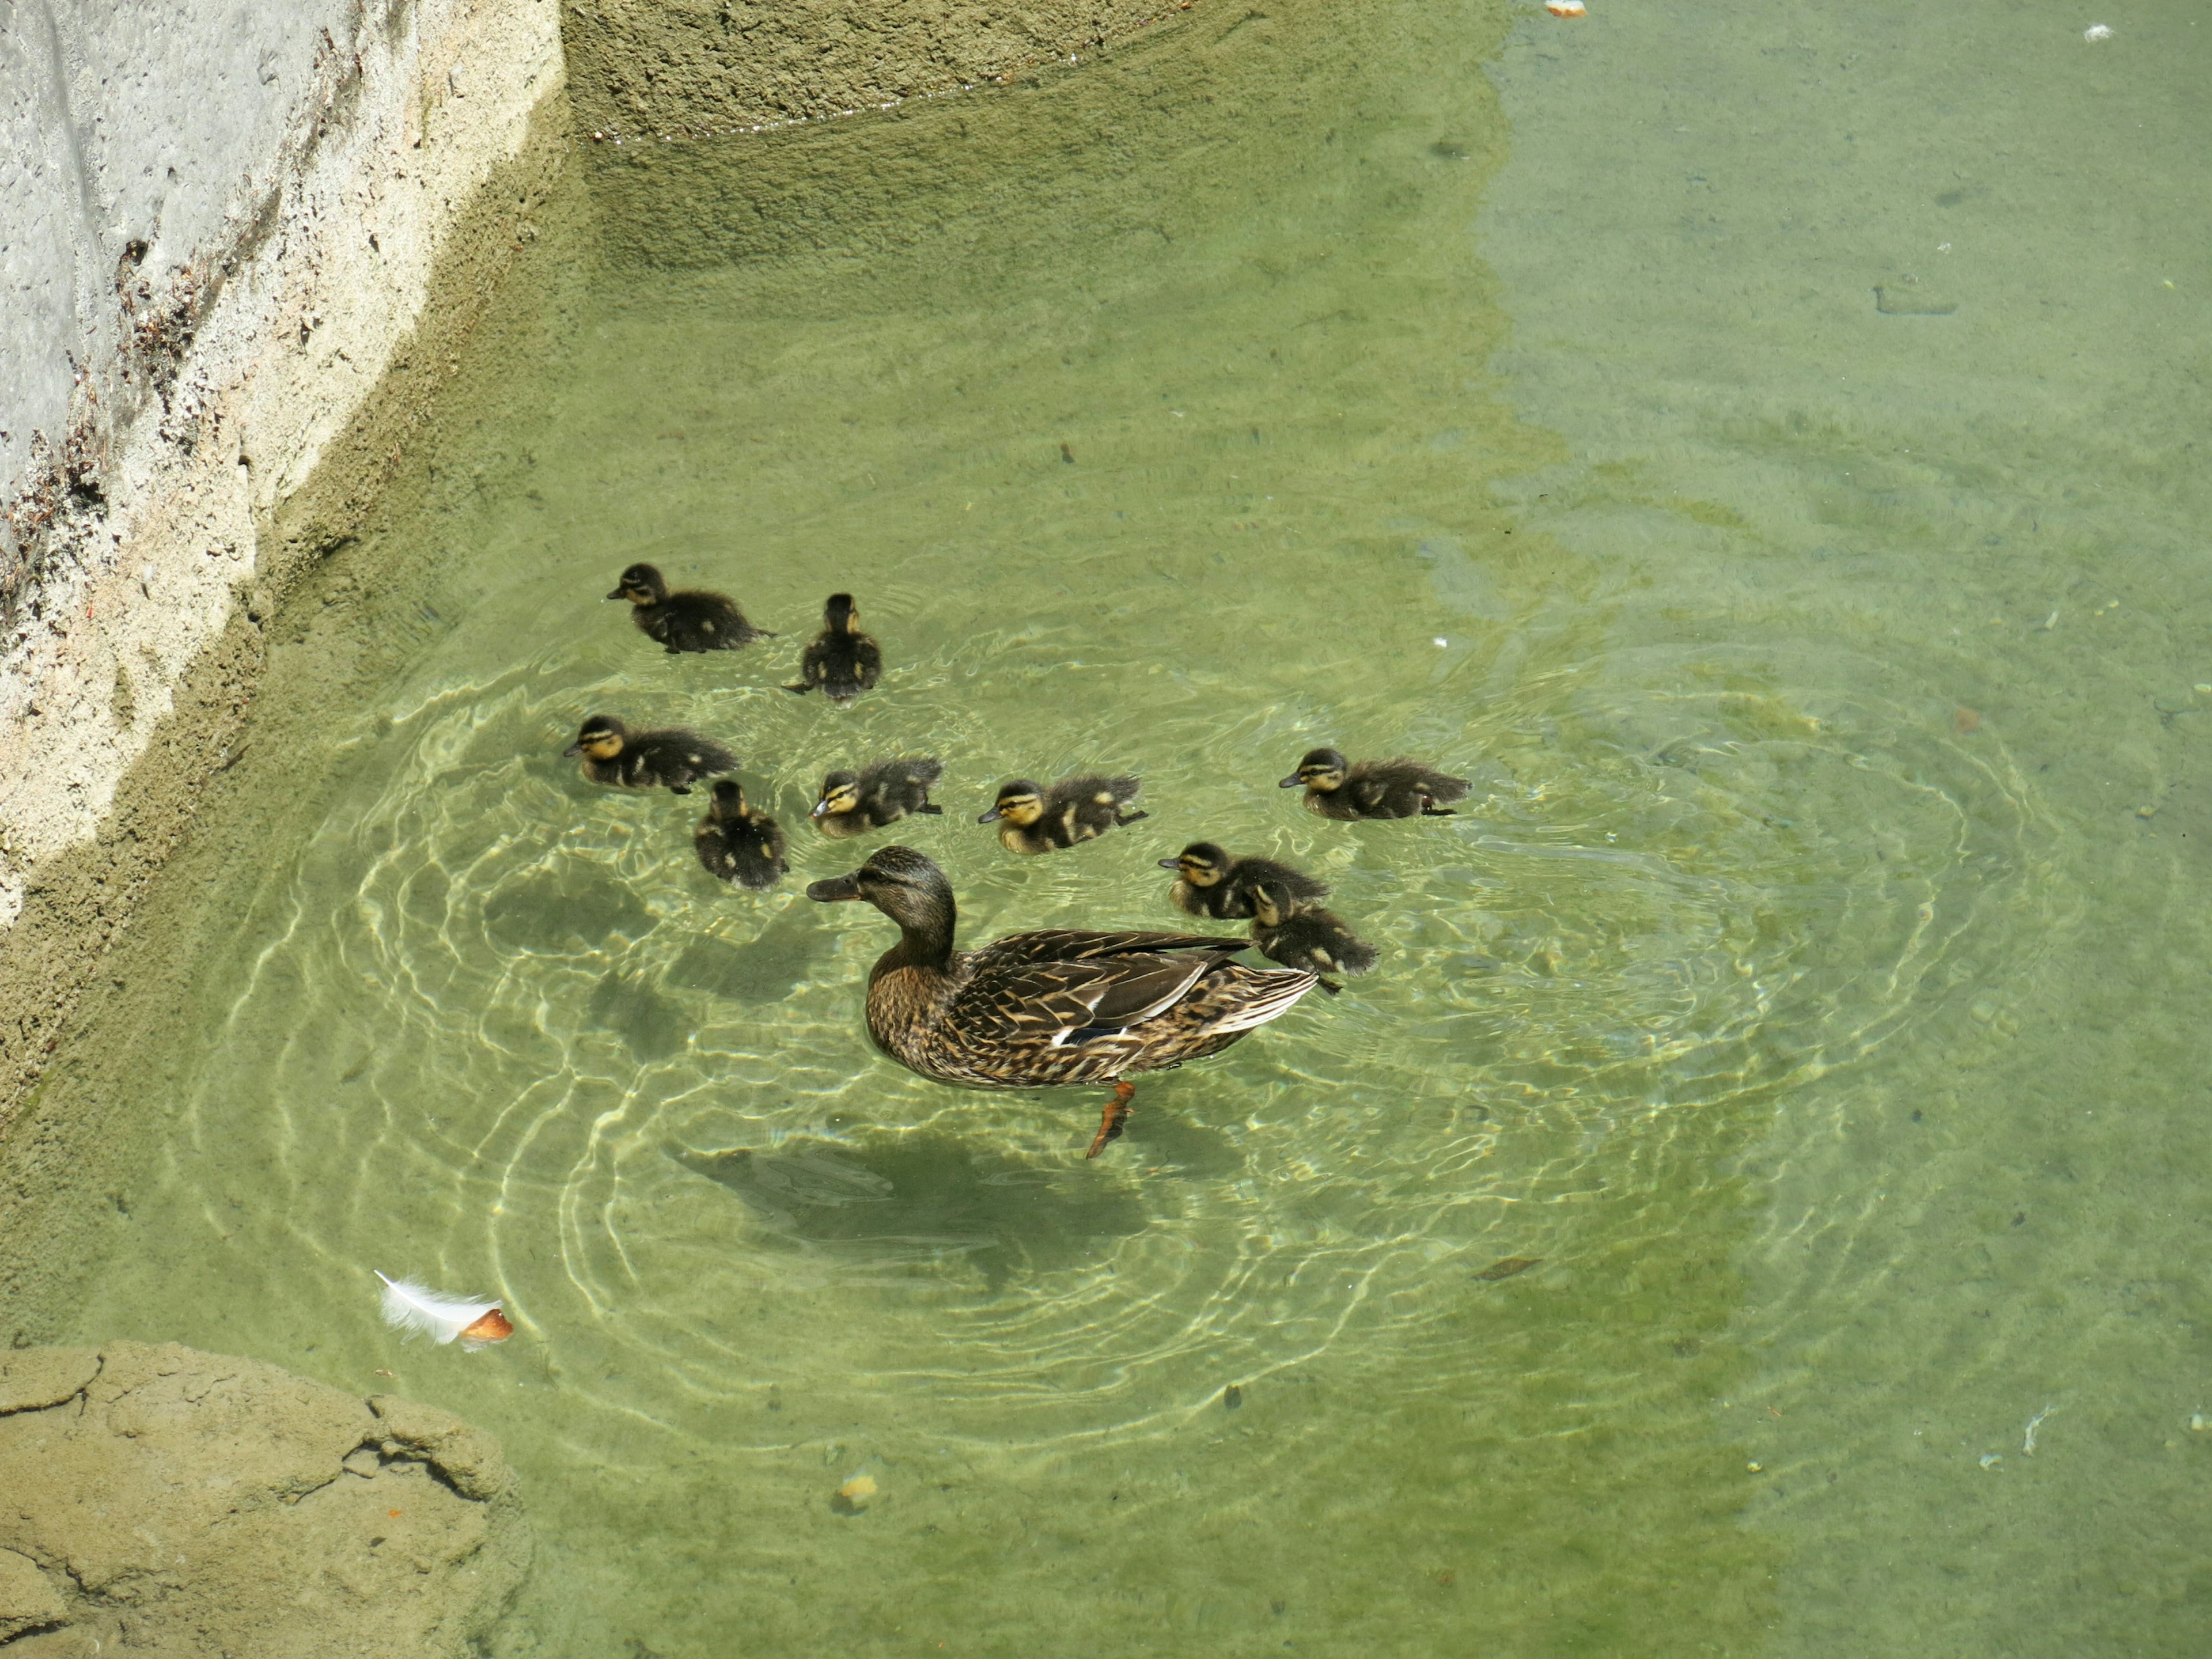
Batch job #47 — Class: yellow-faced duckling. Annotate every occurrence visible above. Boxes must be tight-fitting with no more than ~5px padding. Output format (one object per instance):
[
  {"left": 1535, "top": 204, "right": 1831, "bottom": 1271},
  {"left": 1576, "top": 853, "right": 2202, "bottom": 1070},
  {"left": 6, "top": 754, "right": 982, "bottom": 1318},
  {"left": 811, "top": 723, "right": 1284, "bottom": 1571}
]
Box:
[
  {"left": 564, "top": 714, "right": 736, "bottom": 794},
  {"left": 1279, "top": 746, "right": 1470, "bottom": 820},
  {"left": 606, "top": 562, "right": 774, "bottom": 654},
  {"left": 807, "top": 845, "right": 1318, "bottom": 1156},
  {"left": 811, "top": 757, "right": 944, "bottom": 838},
  {"left": 785, "top": 593, "right": 882, "bottom": 703},
  {"left": 980, "top": 775, "right": 1146, "bottom": 854},
  {"left": 1159, "top": 842, "right": 1331, "bottom": 921},
  {"left": 695, "top": 780, "right": 787, "bottom": 890},
  {"left": 1249, "top": 878, "right": 1377, "bottom": 995}
]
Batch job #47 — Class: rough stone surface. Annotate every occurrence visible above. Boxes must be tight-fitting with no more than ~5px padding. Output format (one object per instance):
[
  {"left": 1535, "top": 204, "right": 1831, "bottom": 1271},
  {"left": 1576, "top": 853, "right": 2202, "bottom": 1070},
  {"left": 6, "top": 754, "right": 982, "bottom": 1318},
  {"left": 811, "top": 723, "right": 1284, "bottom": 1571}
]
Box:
[
  {"left": 0, "top": 1341, "right": 528, "bottom": 1657},
  {"left": 0, "top": 0, "right": 565, "bottom": 1125},
  {"left": 0, "top": 1346, "right": 99, "bottom": 1414}
]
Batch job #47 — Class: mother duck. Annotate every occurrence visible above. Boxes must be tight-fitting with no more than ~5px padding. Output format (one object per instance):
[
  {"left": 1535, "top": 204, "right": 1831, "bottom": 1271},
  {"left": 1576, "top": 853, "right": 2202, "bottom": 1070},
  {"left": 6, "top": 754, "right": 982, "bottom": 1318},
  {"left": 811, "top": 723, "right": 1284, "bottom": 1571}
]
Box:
[{"left": 807, "top": 846, "right": 1318, "bottom": 1157}]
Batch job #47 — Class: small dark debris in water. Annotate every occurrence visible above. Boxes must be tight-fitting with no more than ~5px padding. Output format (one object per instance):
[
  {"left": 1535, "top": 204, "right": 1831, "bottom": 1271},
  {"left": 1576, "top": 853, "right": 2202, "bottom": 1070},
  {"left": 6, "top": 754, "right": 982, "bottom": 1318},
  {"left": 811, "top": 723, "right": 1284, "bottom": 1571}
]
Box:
[
  {"left": 1429, "top": 140, "right": 1468, "bottom": 160},
  {"left": 1060, "top": 441, "right": 1075, "bottom": 464},
  {"left": 1223, "top": 1383, "right": 1243, "bottom": 1410},
  {"left": 1432, "top": 1570, "right": 1456, "bottom": 1588},
  {"left": 1953, "top": 706, "right": 1981, "bottom": 734},
  {"left": 1270, "top": 1599, "right": 1288, "bottom": 1615},
  {"left": 1475, "top": 1256, "right": 1541, "bottom": 1281},
  {"left": 2012, "top": 1211, "right": 2026, "bottom": 1227},
  {"left": 1911, "top": 1108, "right": 1923, "bottom": 1123}
]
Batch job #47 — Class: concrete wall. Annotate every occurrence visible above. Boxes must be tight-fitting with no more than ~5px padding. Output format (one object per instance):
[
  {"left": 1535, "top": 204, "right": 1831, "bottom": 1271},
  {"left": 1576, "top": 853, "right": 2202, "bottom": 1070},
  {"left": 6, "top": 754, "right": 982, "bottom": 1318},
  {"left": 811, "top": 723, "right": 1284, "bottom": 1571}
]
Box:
[{"left": 0, "top": 0, "right": 565, "bottom": 1113}]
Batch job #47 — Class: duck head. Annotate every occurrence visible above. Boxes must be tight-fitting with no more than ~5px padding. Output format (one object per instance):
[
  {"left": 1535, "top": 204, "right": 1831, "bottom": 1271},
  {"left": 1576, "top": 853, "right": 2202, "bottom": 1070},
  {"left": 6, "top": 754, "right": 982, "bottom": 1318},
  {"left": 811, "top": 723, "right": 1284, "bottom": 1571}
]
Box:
[
  {"left": 812, "top": 770, "right": 862, "bottom": 819},
  {"left": 1280, "top": 747, "right": 1348, "bottom": 791},
  {"left": 807, "top": 844, "right": 957, "bottom": 963},
  {"left": 1160, "top": 841, "right": 1232, "bottom": 884},
  {"left": 823, "top": 592, "right": 858, "bottom": 632},
  {"left": 564, "top": 714, "right": 628, "bottom": 760},
  {"left": 607, "top": 563, "right": 669, "bottom": 605},
  {"left": 979, "top": 781, "right": 1044, "bottom": 826}
]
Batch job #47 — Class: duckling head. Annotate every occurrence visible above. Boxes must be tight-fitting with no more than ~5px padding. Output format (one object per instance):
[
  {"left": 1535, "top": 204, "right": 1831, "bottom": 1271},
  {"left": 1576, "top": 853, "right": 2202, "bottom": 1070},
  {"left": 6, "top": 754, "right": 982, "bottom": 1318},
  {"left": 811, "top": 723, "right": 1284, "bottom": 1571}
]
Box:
[
  {"left": 1279, "top": 747, "right": 1348, "bottom": 792},
  {"left": 1249, "top": 877, "right": 1293, "bottom": 929},
  {"left": 1159, "top": 841, "right": 1232, "bottom": 884},
  {"left": 563, "top": 714, "right": 628, "bottom": 760},
  {"left": 806, "top": 844, "right": 956, "bottom": 939},
  {"left": 709, "top": 778, "right": 747, "bottom": 817},
  {"left": 824, "top": 592, "right": 859, "bottom": 632},
  {"left": 607, "top": 562, "right": 669, "bottom": 605},
  {"left": 979, "top": 781, "right": 1044, "bottom": 826},
  {"left": 812, "top": 771, "right": 862, "bottom": 819}
]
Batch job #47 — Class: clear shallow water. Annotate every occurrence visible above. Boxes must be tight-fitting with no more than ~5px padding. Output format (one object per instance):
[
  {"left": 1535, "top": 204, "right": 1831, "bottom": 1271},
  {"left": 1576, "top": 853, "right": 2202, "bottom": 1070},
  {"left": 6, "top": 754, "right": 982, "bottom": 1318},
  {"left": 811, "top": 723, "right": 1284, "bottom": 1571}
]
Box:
[{"left": 16, "top": 1, "right": 2212, "bottom": 1653}]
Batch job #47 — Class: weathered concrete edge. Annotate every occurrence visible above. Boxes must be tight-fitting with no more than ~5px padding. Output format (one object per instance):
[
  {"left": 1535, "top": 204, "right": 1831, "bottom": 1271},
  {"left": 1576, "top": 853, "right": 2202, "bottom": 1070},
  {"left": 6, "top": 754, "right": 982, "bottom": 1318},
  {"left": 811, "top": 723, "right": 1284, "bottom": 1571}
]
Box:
[{"left": 0, "top": 0, "right": 566, "bottom": 1125}]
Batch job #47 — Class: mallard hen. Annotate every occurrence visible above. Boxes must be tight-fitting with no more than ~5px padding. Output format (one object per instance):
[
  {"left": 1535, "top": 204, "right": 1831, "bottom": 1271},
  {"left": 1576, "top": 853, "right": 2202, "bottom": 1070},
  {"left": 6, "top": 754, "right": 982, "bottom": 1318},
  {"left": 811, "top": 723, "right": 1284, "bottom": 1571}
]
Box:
[{"left": 807, "top": 846, "right": 1318, "bottom": 1156}]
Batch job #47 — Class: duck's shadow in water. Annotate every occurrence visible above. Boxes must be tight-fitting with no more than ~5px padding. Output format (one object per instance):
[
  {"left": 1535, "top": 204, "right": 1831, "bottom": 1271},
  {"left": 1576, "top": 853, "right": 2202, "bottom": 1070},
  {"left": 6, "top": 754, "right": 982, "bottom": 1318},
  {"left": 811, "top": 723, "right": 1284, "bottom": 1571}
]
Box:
[{"left": 668, "top": 1115, "right": 1241, "bottom": 1292}]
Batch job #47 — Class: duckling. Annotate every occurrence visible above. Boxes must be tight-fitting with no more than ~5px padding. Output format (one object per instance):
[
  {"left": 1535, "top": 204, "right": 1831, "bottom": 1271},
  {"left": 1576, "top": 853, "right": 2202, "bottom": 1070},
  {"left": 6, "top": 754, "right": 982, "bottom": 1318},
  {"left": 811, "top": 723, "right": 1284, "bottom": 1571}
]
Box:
[
  {"left": 785, "top": 593, "right": 882, "bottom": 703},
  {"left": 812, "top": 757, "right": 945, "bottom": 838},
  {"left": 695, "top": 780, "right": 787, "bottom": 890},
  {"left": 1279, "top": 746, "right": 1471, "bottom": 820},
  {"left": 980, "top": 775, "right": 1146, "bottom": 854},
  {"left": 563, "top": 714, "right": 736, "bottom": 794},
  {"left": 1158, "top": 842, "right": 1331, "bottom": 921},
  {"left": 1248, "top": 878, "right": 1377, "bottom": 994},
  {"left": 606, "top": 562, "right": 774, "bottom": 654}
]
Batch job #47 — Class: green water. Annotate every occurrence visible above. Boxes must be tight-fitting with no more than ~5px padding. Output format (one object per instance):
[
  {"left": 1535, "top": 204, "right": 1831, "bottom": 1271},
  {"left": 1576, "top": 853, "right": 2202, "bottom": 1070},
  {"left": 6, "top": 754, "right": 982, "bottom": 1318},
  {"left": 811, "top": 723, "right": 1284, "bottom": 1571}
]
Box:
[{"left": 18, "top": 0, "right": 2212, "bottom": 1653}]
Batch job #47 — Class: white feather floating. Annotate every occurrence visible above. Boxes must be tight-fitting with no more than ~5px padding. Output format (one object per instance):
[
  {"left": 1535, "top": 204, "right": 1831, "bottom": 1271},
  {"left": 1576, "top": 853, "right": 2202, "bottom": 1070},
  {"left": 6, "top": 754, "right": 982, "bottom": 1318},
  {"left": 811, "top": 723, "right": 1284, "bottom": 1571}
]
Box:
[{"left": 375, "top": 1271, "right": 513, "bottom": 1349}]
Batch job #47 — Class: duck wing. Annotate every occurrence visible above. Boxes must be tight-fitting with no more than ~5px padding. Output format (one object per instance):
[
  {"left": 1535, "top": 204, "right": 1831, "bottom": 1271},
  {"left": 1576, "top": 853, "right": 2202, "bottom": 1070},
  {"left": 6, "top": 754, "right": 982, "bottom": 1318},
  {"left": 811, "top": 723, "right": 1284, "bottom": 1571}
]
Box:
[{"left": 957, "top": 930, "right": 1248, "bottom": 1046}]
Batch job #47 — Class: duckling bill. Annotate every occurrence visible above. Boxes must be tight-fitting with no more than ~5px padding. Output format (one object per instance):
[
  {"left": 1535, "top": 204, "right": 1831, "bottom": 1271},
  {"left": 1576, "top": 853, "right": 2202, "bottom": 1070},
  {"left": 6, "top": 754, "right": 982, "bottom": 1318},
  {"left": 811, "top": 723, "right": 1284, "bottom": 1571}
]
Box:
[
  {"left": 695, "top": 780, "right": 787, "bottom": 890},
  {"left": 786, "top": 593, "right": 882, "bottom": 703},
  {"left": 607, "top": 562, "right": 773, "bottom": 654},
  {"left": 1279, "top": 747, "right": 1470, "bottom": 820},
  {"left": 1160, "top": 842, "right": 1330, "bottom": 921},
  {"left": 1248, "top": 878, "right": 1377, "bottom": 994},
  {"left": 981, "top": 775, "right": 1146, "bottom": 854},
  {"left": 812, "top": 758, "right": 944, "bottom": 837},
  {"left": 565, "top": 714, "right": 736, "bottom": 794},
  {"left": 805, "top": 845, "right": 1319, "bottom": 1157}
]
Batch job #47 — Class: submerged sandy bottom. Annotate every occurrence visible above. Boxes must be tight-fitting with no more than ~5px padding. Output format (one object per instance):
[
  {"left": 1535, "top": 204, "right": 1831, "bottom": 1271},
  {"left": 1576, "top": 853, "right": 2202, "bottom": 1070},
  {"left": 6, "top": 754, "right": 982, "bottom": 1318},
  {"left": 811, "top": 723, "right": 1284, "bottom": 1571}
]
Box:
[{"left": 19, "top": 1, "right": 2211, "bottom": 1653}]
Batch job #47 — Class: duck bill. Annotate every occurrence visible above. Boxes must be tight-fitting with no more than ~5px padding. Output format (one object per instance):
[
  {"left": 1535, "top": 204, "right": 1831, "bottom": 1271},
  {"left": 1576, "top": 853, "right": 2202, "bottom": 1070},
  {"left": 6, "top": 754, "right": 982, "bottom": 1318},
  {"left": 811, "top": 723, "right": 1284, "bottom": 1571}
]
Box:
[
  {"left": 806, "top": 873, "right": 865, "bottom": 902},
  {"left": 1277, "top": 774, "right": 1304, "bottom": 789},
  {"left": 604, "top": 586, "right": 626, "bottom": 601},
  {"left": 1156, "top": 858, "right": 1183, "bottom": 870},
  {"left": 977, "top": 806, "right": 1004, "bottom": 823},
  {"left": 562, "top": 742, "right": 584, "bottom": 756},
  {"left": 809, "top": 800, "right": 831, "bottom": 819}
]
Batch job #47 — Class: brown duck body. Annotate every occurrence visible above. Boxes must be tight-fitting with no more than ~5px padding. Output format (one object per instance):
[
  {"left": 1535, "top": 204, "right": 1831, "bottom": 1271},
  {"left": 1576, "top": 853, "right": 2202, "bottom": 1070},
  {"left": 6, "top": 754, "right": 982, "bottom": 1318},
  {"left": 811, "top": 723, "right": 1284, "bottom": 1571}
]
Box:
[
  {"left": 810, "top": 847, "right": 1316, "bottom": 1094},
  {"left": 789, "top": 594, "right": 883, "bottom": 702},
  {"left": 608, "top": 563, "right": 772, "bottom": 654},
  {"left": 565, "top": 715, "right": 736, "bottom": 794},
  {"left": 865, "top": 927, "right": 1297, "bottom": 1089},
  {"left": 1284, "top": 749, "right": 1470, "bottom": 821},
  {"left": 695, "top": 781, "right": 787, "bottom": 890},
  {"left": 1162, "top": 842, "right": 1331, "bottom": 921}
]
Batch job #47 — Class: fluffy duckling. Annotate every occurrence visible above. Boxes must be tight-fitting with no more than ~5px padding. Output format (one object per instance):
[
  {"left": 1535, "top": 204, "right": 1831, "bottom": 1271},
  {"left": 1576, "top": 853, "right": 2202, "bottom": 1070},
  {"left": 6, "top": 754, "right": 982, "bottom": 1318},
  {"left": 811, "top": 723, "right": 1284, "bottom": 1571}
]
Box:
[
  {"left": 1158, "top": 842, "right": 1331, "bottom": 921},
  {"left": 785, "top": 593, "right": 882, "bottom": 703},
  {"left": 980, "top": 775, "right": 1146, "bottom": 855},
  {"left": 606, "top": 562, "right": 774, "bottom": 654},
  {"left": 812, "top": 757, "right": 945, "bottom": 838},
  {"left": 1279, "top": 746, "right": 1471, "bottom": 820},
  {"left": 1249, "top": 878, "right": 1377, "bottom": 994},
  {"left": 695, "top": 780, "right": 787, "bottom": 890},
  {"left": 563, "top": 714, "right": 736, "bottom": 794}
]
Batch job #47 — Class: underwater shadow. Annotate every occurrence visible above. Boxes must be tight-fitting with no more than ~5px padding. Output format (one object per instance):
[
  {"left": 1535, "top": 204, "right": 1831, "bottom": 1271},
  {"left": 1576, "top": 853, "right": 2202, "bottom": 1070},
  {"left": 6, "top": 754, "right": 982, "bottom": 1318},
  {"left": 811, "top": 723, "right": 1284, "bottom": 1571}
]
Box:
[{"left": 668, "top": 1130, "right": 1179, "bottom": 1291}]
